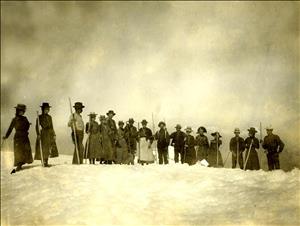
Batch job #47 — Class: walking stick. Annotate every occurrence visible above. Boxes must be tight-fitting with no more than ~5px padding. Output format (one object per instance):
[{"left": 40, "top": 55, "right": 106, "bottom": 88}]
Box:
[
  {"left": 68, "top": 98, "right": 80, "bottom": 164},
  {"left": 36, "top": 111, "right": 45, "bottom": 167},
  {"left": 243, "top": 139, "right": 253, "bottom": 170},
  {"left": 223, "top": 151, "right": 231, "bottom": 166}
]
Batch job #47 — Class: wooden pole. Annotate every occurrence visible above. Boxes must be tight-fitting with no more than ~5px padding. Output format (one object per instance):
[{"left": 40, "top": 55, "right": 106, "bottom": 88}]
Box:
[{"left": 244, "top": 139, "right": 253, "bottom": 170}]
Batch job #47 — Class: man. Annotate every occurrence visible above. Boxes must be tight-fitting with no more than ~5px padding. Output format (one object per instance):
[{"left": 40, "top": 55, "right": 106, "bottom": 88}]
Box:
[
  {"left": 244, "top": 127, "right": 260, "bottom": 170},
  {"left": 138, "top": 119, "right": 155, "bottom": 165},
  {"left": 106, "top": 110, "right": 118, "bottom": 161},
  {"left": 229, "top": 128, "right": 245, "bottom": 169},
  {"left": 154, "top": 121, "right": 170, "bottom": 164},
  {"left": 183, "top": 127, "right": 196, "bottom": 165},
  {"left": 68, "top": 102, "right": 85, "bottom": 164},
  {"left": 124, "top": 118, "right": 138, "bottom": 164},
  {"left": 169, "top": 124, "right": 186, "bottom": 163},
  {"left": 195, "top": 126, "right": 209, "bottom": 162},
  {"left": 262, "top": 125, "right": 284, "bottom": 170},
  {"left": 208, "top": 132, "right": 223, "bottom": 167},
  {"left": 35, "top": 102, "right": 59, "bottom": 167}
]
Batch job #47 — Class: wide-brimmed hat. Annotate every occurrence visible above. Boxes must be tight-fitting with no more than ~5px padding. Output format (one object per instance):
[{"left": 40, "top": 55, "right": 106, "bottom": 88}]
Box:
[
  {"left": 106, "top": 110, "right": 116, "bottom": 116},
  {"left": 14, "top": 104, "right": 26, "bottom": 110},
  {"left": 73, "top": 102, "right": 85, "bottom": 109},
  {"left": 175, "top": 124, "right": 182, "bottom": 129},
  {"left": 158, "top": 121, "right": 166, "bottom": 127},
  {"left": 118, "top": 121, "right": 124, "bottom": 126},
  {"left": 211, "top": 132, "right": 222, "bottom": 138},
  {"left": 197, "top": 126, "right": 207, "bottom": 133},
  {"left": 99, "top": 115, "right": 106, "bottom": 120},
  {"left": 185, "top": 126, "right": 193, "bottom": 132},
  {"left": 265, "top": 125, "right": 273, "bottom": 131},
  {"left": 248, "top": 127, "right": 258, "bottom": 133},
  {"left": 128, "top": 118, "right": 135, "bottom": 123},
  {"left": 141, "top": 119, "right": 148, "bottom": 125},
  {"left": 88, "top": 112, "right": 97, "bottom": 117},
  {"left": 234, "top": 128, "right": 240, "bottom": 133},
  {"left": 40, "top": 102, "right": 51, "bottom": 109}
]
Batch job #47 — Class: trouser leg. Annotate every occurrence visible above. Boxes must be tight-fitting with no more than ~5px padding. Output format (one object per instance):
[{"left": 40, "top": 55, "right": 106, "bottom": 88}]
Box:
[
  {"left": 158, "top": 149, "right": 163, "bottom": 165},
  {"left": 174, "top": 149, "right": 179, "bottom": 163},
  {"left": 163, "top": 148, "right": 169, "bottom": 164},
  {"left": 232, "top": 154, "right": 237, "bottom": 168},
  {"left": 267, "top": 153, "right": 274, "bottom": 171},
  {"left": 273, "top": 153, "right": 280, "bottom": 169},
  {"left": 238, "top": 153, "right": 244, "bottom": 169}
]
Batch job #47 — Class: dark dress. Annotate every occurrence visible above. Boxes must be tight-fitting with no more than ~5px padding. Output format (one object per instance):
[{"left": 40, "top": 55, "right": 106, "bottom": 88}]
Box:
[
  {"left": 184, "top": 134, "right": 196, "bottom": 165},
  {"left": 124, "top": 125, "right": 138, "bottom": 155},
  {"left": 84, "top": 121, "right": 102, "bottom": 159},
  {"left": 244, "top": 137, "right": 260, "bottom": 170},
  {"left": 35, "top": 113, "right": 59, "bottom": 160},
  {"left": 99, "top": 123, "right": 114, "bottom": 161},
  {"left": 195, "top": 134, "right": 209, "bottom": 161},
  {"left": 4, "top": 116, "right": 33, "bottom": 166},
  {"left": 208, "top": 139, "right": 223, "bottom": 167}
]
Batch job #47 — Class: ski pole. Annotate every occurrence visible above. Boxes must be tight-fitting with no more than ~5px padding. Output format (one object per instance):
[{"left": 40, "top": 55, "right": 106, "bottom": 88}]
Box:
[
  {"left": 243, "top": 139, "right": 253, "bottom": 170},
  {"left": 223, "top": 150, "right": 231, "bottom": 167},
  {"left": 69, "top": 98, "right": 80, "bottom": 164},
  {"left": 36, "top": 111, "right": 45, "bottom": 167}
]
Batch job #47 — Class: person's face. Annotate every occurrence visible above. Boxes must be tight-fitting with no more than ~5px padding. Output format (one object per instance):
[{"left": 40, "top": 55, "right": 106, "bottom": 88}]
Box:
[
  {"left": 76, "top": 108, "right": 82, "bottom": 114},
  {"left": 119, "top": 124, "right": 124, "bottom": 128},
  {"left": 159, "top": 125, "right": 165, "bottom": 129},
  {"left": 176, "top": 127, "right": 180, "bottom": 132},
  {"left": 234, "top": 132, "right": 240, "bottom": 137},
  {"left": 186, "top": 131, "right": 191, "bottom": 134},
  {"left": 108, "top": 113, "right": 113, "bottom": 119},
  {"left": 266, "top": 130, "right": 273, "bottom": 135},
  {"left": 142, "top": 123, "right": 147, "bottom": 128},
  {"left": 199, "top": 129, "right": 204, "bottom": 135},
  {"left": 91, "top": 117, "right": 96, "bottom": 122},
  {"left": 43, "top": 108, "right": 50, "bottom": 114},
  {"left": 19, "top": 110, "right": 25, "bottom": 116},
  {"left": 249, "top": 132, "right": 255, "bottom": 137}
]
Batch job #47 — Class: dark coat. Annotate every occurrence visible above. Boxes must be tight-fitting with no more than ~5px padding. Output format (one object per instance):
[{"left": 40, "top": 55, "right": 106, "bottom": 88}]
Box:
[
  {"left": 154, "top": 129, "right": 170, "bottom": 149},
  {"left": 229, "top": 137, "right": 245, "bottom": 153},
  {"left": 124, "top": 124, "right": 138, "bottom": 153},
  {"left": 262, "top": 134, "right": 284, "bottom": 154},
  {"left": 84, "top": 121, "right": 102, "bottom": 159},
  {"left": 184, "top": 134, "right": 196, "bottom": 165},
  {"left": 244, "top": 137, "right": 260, "bottom": 170},
  {"left": 208, "top": 139, "right": 223, "bottom": 167},
  {"left": 139, "top": 127, "right": 153, "bottom": 143},
  {"left": 99, "top": 123, "right": 113, "bottom": 161},
  {"left": 107, "top": 118, "right": 117, "bottom": 141},
  {"left": 170, "top": 131, "right": 186, "bottom": 150},
  {"left": 5, "top": 116, "right": 33, "bottom": 166},
  {"left": 35, "top": 114, "right": 59, "bottom": 160},
  {"left": 195, "top": 134, "right": 209, "bottom": 161}
]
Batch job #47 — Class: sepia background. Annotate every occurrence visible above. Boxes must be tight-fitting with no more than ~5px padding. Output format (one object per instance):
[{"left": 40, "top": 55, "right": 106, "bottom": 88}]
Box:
[{"left": 1, "top": 1, "right": 299, "bottom": 170}]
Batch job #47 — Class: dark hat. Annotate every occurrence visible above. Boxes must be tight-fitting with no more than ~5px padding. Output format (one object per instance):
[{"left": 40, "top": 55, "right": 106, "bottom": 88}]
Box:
[
  {"left": 158, "top": 121, "right": 166, "bottom": 127},
  {"left": 99, "top": 115, "right": 106, "bottom": 120},
  {"left": 248, "top": 127, "right": 258, "bottom": 133},
  {"left": 197, "top": 126, "right": 207, "bottom": 133},
  {"left": 40, "top": 102, "right": 51, "bottom": 108},
  {"left": 211, "top": 132, "right": 222, "bottom": 138},
  {"left": 106, "top": 110, "right": 116, "bottom": 116},
  {"left": 118, "top": 121, "right": 125, "bottom": 125},
  {"left": 141, "top": 119, "right": 148, "bottom": 125},
  {"left": 185, "top": 126, "right": 193, "bottom": 132},
  {"left": 73, "top": 102, "right": 85, "bottom": 109},
  {"left": 175, "top": 124, "right": 182, "bottom": 129},
  {"left": 88, "top": 112, "right": 97, "bottom": 117},
  {"left": 14, "top": 104, "right": 26, "bottom": 110},
  {"left": 128, "top": 118, "right": 135, "bottom": 123}
]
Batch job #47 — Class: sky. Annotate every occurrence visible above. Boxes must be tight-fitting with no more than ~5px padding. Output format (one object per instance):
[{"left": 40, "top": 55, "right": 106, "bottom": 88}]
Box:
[{"left": 1, "top": 2, "right": 299, "bottom": 167}]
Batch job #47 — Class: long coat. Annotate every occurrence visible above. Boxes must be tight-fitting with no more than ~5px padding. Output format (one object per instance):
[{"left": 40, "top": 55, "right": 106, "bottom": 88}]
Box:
[
  {"left": 5, "top": 116, "right": 33, "bottom": 166},
  {"left": 116, "top": 128, "right": 128, "bottom": 164},
  {"left": 84, "top": 121, "right": 102, "bottom": 159},
  {"left": 184, "top": 135, "right": 196, "bottom": 165},
  {"left": 170, "top": 131, "right": 186, "bottom": 151},
  {"left": 208, "top": 139, "right": 223, "bottom": 167},
  {"left": 35, "top": 114, "right": 59, "bottom": 160},
  {"left": 124, "top": 125, "right": 138, "bottom": 155},
  {"left": 195, "top": 134, "right": 209, "bottom": 161},
  {"left": 244, "top": 137, "right": 260, "bottom": 170},
  {"left": 99, "top": 123, "right": 114, "bottom": 161}
]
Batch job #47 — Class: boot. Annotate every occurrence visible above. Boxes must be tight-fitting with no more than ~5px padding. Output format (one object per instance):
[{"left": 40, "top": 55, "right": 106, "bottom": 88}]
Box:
[{"left": 44, "top": 159, "right": 51, "bottom": 167}]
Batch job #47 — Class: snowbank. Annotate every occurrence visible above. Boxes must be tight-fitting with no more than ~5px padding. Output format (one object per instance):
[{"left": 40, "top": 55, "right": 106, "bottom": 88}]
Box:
[{"left": 1, "top": 151, "right": 299, "bottom": 226}]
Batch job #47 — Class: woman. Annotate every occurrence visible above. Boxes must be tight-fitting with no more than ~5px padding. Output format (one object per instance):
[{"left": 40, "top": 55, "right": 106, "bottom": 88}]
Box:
[
  {"left": 208, "top": 132, "right": 223, "bottom": 167},
  {"left": 138, "top": 119, "right": 155, "bottom": 165},
  {"left": 84, "top": 113, "right": 101, "bottom": 164},
  {"left": 195, "top": 126, "right": 209, "bottom": 162},
  {"left": 116, "top": 121, "right": 128, "bottom": 164},
  {"left": 99, "top": 116, "right": 114, "bottom": 164},
  {"left": 183, "top": 127, "right": 196, "bottom": 165},
  {"left": 244, "top": 127, "right": 260, "bottom": 170},
  {"left": 3, "top": 104, "right": 33, "bottom": 173}
]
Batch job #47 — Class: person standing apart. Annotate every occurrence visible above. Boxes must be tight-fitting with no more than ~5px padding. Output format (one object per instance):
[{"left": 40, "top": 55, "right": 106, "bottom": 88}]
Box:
[
  {"left": 169, "top": 124, "right": 186, "bottom": 163},
  {"left": 3, "top": 104, "right": 33, "bottom": 173},
  {"left": 244, "top": 127, "right": 260, "bottom": 170},
  {"left": 262, "top": 125, "right": 284, "bottom": 170},
  {"left": 154, "top": 121, "right": 170, "bottom": 165},
  {"left": 35, "top": 102, "right": 59, "bottom": 167},
  {"left": 68, "top": 102, "right": 85, "bottom": 164},
  {"left": 229, "top": 128, "right": 245, "bottom": 169}
]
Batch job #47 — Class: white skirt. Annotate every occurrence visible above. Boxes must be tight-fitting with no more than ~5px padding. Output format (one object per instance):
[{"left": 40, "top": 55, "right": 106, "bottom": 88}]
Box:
[{"left": 138, "top": 138, "right": 155, "bottom": 163}]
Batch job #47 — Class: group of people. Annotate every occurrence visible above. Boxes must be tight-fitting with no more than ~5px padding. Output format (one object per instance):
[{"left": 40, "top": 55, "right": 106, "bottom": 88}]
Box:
[{"left": 3, "top": 102, "right": 285, "bottom": 173}]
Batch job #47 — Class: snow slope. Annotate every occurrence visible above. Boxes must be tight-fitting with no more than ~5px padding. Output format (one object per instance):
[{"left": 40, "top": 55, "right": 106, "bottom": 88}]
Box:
[{"left": 1, "top": 151, "right": 299, "bottom": 226}]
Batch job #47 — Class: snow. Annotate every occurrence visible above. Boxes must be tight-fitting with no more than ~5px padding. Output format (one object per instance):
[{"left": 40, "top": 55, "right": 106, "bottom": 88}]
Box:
[{"left": 1, "top": 151, "right": 299, "bottom": 226}]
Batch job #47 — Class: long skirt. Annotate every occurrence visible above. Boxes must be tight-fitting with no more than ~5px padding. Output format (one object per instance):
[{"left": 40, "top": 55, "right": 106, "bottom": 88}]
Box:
[
  {"left": 184, "top": 147, "right": 196, "bottom": 165},
  {"left": 13, "top": 135, "right": 33, "bottom": 166},
  {"left": 102, "top": 135, "right": 114, "bottom": 161},
  {"left": 244, "top": 149, "right": 260, "bottom": 170},
  {"left": 84, "top": 133, "right": 102, "bottom": 159},
  {"left": 137, "top": 138, "right": 155, "bottom": 164},
  {"left": 35, "top": 129, "right": 59, "bottom": 160},
  {"left": 197, "top": 146, "right": 208, "bottom": 161},
  {"left": 116, "top": 138, "right": 128, "bottom": 164},
  {"left": 71, "top": 130, "right": 84, "bottom": 164},
  {"left": 208, "top": 150, "right": 224, "bottom": 167}
]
